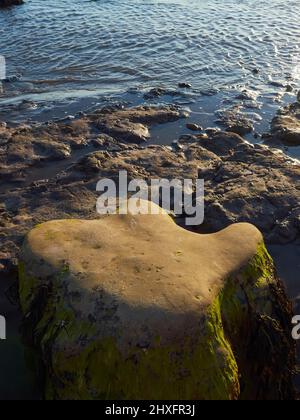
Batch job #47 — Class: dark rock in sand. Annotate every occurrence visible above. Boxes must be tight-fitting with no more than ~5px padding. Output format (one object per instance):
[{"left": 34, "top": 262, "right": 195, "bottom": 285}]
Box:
[
  {"left": 0, "top": 0, "right": 23, "bottom": 7},
  {"left": 18, "top": 100, "right": 37, "bottom": 111},
  {"left": 0, "top": 120, "right": 90, "bottom": 181},
  {"left": 0, "top": 104, "right": 297, "bottom": 400},
  {"left": 186, "top": 123, "right": 203, "bottom": 132},
  {"left": 178, "top": 82, "right": 192, "bottom": 89}
]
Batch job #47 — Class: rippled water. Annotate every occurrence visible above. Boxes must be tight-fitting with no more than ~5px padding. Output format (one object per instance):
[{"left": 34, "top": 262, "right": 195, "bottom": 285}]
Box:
[
  {"left": 1, "top": 0, "right": 300, "bottom": 400},
  {"left": 1, "top": 0, "right": 300, "bottom": 104}
]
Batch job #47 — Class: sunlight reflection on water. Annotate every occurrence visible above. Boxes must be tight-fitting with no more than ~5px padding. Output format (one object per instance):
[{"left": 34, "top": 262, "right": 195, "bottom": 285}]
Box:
[{"left": 0, "top": 0, "right": 299, "bottom": 100}]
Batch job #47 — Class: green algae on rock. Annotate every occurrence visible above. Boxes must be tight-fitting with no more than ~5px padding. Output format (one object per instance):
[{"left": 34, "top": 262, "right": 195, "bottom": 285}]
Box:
[{"left": 18, "top": 204, "right": 295, "bottom": 400}]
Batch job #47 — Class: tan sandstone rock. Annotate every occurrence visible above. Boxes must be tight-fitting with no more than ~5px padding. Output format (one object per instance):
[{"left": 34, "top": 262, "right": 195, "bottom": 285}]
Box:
[{"left": 19, "top": 202, "right": 295, "bottom": 400}]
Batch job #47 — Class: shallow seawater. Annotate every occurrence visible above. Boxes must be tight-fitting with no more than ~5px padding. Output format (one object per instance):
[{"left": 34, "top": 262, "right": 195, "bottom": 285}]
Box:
[
  {"left": 0, "top": 0, "right": 300, "bottom": 400},
  {"left": 0, "top": 0, "right": 300, "bottom": 159}
]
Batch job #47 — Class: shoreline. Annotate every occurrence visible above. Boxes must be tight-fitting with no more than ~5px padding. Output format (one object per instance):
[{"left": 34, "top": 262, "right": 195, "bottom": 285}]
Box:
[{"left": 1, "top": 81, "right": 299, "bottom": 158}]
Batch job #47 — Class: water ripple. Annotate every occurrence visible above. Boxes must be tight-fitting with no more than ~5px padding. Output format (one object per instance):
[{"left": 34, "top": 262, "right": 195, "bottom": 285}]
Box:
[{"left": 0, "top": 0, "right": 300, "bottom": 99}]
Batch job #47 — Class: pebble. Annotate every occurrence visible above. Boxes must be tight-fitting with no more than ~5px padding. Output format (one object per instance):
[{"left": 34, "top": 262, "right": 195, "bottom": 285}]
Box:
[
  {"left": 186, "top": 123, "right": 203, "bottom": 132},
  {"left": 180, "top": 110, "right": 190, "bottom": 119},
  {"left": 178, "top": 82, "right": 192, "bottom": 89},
  {"left": 172, "top": 140, "right": 183, "bottom": 151},
  {"left": 205, "top": 127, "right": 221, "bottom": 136}
]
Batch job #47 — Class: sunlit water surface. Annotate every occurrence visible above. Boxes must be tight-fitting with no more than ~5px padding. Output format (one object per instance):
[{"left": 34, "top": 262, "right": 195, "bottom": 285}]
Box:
[{"left": 0, "top": 0, "right": 300, "bottom": 399}]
